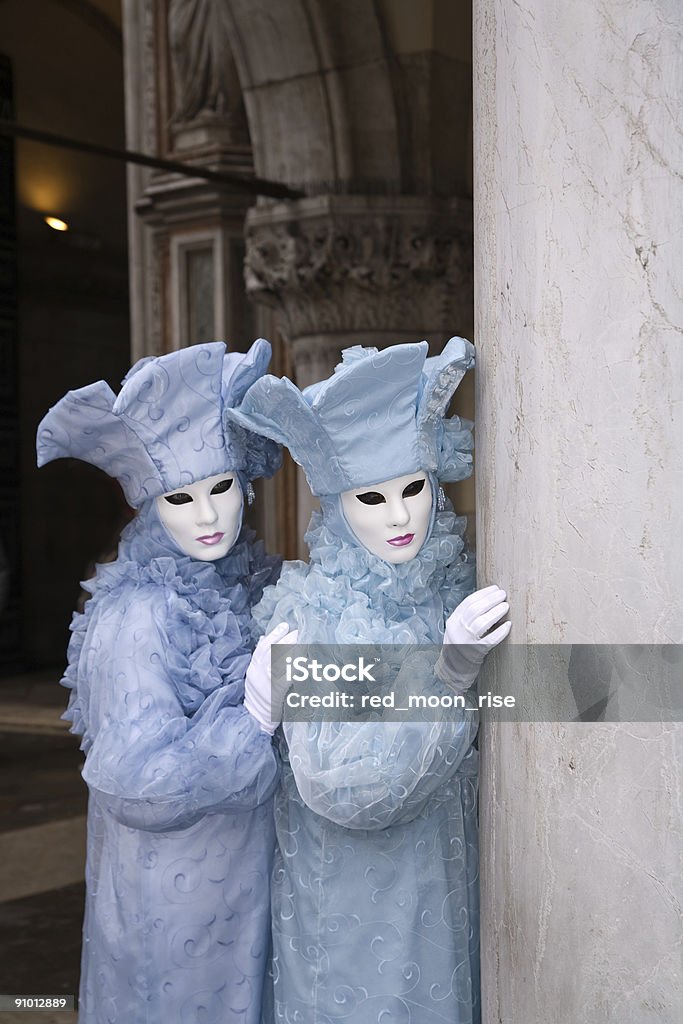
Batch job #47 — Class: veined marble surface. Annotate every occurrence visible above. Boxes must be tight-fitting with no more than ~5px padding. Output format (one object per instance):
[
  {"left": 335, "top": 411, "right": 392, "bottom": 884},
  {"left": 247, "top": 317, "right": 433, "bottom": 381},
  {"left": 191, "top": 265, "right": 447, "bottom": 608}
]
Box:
[
  {"left": 474, "top": 2, "right": 682, "bottom": 1022},
  {"left": 475, "top": 0, "right": 682, "bottom": 645}
]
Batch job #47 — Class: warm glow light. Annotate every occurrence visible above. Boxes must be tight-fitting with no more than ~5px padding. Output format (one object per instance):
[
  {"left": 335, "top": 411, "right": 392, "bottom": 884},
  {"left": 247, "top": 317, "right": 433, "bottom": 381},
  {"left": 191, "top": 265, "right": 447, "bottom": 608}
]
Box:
[{"left": 44, "top": 216, "right": 69, "bottom": 232}]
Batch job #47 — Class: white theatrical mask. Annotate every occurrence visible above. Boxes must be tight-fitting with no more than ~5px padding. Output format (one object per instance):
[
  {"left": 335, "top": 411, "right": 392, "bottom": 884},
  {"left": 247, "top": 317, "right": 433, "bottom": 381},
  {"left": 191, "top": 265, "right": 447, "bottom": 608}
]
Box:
[
  {"left": 156, "top": 472, "right": 243, "bottom": 561},
  {"left": 340, "top": 471, "right": 432, "bottom": 563}
]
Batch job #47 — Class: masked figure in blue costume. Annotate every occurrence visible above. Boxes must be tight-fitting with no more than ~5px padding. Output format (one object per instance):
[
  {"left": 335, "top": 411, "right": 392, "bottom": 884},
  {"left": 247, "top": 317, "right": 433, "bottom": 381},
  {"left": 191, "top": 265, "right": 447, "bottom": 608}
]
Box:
[
  {"left": 230, "top": 338, "right": 511, "bottom": 1024},
  {"left": 37, "top": 340, "right": 283, "bottom": 1024}
]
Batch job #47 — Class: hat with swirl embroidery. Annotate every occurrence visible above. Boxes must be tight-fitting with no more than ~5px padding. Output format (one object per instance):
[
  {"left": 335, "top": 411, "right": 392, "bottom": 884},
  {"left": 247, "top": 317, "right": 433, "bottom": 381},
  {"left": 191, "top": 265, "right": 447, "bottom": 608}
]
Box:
[
  {"left": 227, "top": 336, "right": 475, "bottom": 496},
  {"left": 36, "top": 339, "right": 282, "bottom": 506}
]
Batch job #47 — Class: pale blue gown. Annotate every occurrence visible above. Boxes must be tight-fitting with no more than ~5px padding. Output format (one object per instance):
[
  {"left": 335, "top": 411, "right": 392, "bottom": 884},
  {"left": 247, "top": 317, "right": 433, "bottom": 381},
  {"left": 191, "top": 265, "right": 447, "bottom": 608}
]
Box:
[
  {"left": 63, "top": 500, "right": 280, "bottom": 1024},
  {"left": 254, "top": 502, "right": 480, "bottom": 1024}
]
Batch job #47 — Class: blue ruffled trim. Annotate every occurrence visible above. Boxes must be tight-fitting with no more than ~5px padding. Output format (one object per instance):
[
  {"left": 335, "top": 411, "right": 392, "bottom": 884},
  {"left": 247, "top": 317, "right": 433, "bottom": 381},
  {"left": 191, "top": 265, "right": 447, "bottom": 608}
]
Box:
[
  {"left": 253, "top": 508, "right": 475, "bottom": 644},
  {"left": 437, "top": 416, "right": 474, "bottom": 483},
  {"left": 62, "top": 502, "right": 280, "bottom": 749}
]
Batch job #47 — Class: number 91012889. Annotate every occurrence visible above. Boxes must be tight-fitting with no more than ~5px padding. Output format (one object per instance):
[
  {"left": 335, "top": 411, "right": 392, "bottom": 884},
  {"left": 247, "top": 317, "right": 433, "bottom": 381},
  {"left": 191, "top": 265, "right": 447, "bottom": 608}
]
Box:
[{"left": 0, "top": 995, "right": 75, "bottom": 1010}]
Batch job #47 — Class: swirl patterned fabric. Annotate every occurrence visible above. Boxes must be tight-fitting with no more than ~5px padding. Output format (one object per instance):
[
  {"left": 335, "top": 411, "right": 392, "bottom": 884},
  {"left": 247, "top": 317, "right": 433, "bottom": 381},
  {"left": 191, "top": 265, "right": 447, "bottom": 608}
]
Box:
[
  {"left": 36, "top": 340, "right": 281, "bottom": 507},
  {"left": 253, "top": 507, "right": 481, "bottom": 1024},
  {"left": 64, "top": 500, "right": 281, "bottom": 1024}
]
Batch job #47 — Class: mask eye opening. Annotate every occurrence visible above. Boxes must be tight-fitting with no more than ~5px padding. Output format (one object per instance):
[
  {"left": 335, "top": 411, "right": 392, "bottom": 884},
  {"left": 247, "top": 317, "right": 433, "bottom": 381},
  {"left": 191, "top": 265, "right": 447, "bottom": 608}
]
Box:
[
  {"left": 356, "top": 491, "right": 385, "bottom": 506},
  {"left": 210, "top": 478, "right": 234, "bottom": 495},
  {"left": 164, "top": 492, "right": 193, "bottom": 506},
  {"left": 402, "top": 479, "right": 425, "bottom": 499}
]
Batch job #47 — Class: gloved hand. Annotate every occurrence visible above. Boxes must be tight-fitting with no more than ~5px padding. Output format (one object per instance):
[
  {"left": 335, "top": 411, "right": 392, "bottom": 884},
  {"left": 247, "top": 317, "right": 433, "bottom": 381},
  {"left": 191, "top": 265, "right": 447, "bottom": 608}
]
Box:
[
  {"left": 244, "top": 621, "right": 299, "bottom": 734},
  {"left": 434, "top": 585, "right": 511, "bottom": 693}
]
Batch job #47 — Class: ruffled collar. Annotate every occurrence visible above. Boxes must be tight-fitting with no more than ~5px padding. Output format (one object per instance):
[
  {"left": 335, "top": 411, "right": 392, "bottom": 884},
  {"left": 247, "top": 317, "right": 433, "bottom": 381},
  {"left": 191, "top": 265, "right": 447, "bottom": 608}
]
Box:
[
  {"left": 63, "top": 500, "right": 280, "bottom": 743},
  {"left": 89, "top": 503, "right": 265, "bottom": 600},
  {"left": 253, "top": 508, "right": 474, "bottom": 645}
]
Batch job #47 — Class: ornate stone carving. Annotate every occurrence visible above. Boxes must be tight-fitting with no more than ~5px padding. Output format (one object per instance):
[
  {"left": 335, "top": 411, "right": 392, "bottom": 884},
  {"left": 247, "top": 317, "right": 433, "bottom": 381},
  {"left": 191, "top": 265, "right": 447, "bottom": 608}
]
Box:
[{"left": 244, "top": 196, "right": 473, "bottom": 339}]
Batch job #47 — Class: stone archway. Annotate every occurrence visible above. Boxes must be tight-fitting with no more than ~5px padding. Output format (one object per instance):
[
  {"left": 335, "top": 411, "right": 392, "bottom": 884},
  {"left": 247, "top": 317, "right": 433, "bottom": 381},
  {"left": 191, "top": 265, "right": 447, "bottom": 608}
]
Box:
[
  {"left": 123, "top": 0, "right": 474, "bottom": 348},
  {"left": 219, "top": 0, "right": 404, "bottom": 192}
]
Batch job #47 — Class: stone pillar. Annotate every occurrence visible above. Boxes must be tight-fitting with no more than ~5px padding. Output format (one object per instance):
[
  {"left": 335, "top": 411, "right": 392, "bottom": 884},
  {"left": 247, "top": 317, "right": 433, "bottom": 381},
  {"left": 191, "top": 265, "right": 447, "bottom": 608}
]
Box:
[
  {"left": 474, "top": 2, "right": 682, "bottom": 1022},
  {"left": 245, "top": 194, "right": 474, "bottom": 547}
]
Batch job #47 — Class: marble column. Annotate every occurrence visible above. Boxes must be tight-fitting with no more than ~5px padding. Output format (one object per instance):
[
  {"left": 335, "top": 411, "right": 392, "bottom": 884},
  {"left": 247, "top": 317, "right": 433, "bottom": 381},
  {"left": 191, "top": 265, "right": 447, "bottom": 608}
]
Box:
[
  {"left": 244, "top": 194, "right": 474, "bottom": 547},
  {"left": 474, "top": 1, "right": 682, "bottom": 1022}
]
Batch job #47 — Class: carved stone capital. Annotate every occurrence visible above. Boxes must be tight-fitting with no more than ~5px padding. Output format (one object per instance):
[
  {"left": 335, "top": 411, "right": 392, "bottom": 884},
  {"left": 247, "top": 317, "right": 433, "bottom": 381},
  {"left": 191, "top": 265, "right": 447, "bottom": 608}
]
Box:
[{"left": 244, "top": 195, "right": 473, "bottom": 340}]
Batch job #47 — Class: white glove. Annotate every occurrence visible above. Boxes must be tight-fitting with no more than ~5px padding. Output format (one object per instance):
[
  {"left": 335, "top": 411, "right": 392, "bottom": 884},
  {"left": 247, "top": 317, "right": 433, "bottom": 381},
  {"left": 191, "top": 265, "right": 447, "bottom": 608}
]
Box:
[
  {"left": 244, "top": 622, "right": 299, "bottom": 734},
  {"left": 435, "top": 585, "right": 511, "bottom": 693}
]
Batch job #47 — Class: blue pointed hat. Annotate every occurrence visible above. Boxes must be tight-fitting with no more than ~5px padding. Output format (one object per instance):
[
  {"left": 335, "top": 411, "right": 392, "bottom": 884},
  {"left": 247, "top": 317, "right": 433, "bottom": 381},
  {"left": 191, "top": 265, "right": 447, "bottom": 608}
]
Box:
[
  {"left": 228, "top": 337, "right": 474, "bottom": 496},
  {"left": 37, "top": 339, "right": 282, "bottom": 506}
]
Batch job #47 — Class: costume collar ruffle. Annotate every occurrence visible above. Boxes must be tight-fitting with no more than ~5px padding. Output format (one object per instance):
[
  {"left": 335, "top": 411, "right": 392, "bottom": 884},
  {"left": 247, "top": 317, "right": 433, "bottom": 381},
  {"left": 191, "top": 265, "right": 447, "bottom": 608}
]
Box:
[
  {"left": 253, "top": 507, "right": 474, "bottom": 645},
  {"left": 62, "top": 500, "right": 280, "bottom": 746}
]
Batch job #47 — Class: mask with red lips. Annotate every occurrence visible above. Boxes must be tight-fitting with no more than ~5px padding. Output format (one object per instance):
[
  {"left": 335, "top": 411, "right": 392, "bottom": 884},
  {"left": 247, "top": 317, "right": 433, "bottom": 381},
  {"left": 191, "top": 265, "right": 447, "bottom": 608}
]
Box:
[
  {"left": 340, "top": 471, "right": 433, "bottom": 564},
  {"left": 156, "top": 472, "right": 243, "bottom": 561}
]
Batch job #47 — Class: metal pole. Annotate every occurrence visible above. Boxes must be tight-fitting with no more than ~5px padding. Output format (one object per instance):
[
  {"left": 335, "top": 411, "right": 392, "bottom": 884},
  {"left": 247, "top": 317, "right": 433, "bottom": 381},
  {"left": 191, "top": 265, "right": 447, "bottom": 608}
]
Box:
[{"left": 0, "top": 119, "right": 305, "bottom": 201}]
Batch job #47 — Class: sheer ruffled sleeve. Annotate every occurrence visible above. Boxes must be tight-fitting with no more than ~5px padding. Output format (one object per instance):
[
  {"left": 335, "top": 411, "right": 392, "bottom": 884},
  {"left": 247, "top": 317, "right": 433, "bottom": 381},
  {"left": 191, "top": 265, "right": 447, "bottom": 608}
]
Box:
[
  {"left": 283, "top": 653, "right": 478, "bottom": 831},
  {"left": 80, "top": 588, "right": 279, "bottom": 832}
]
